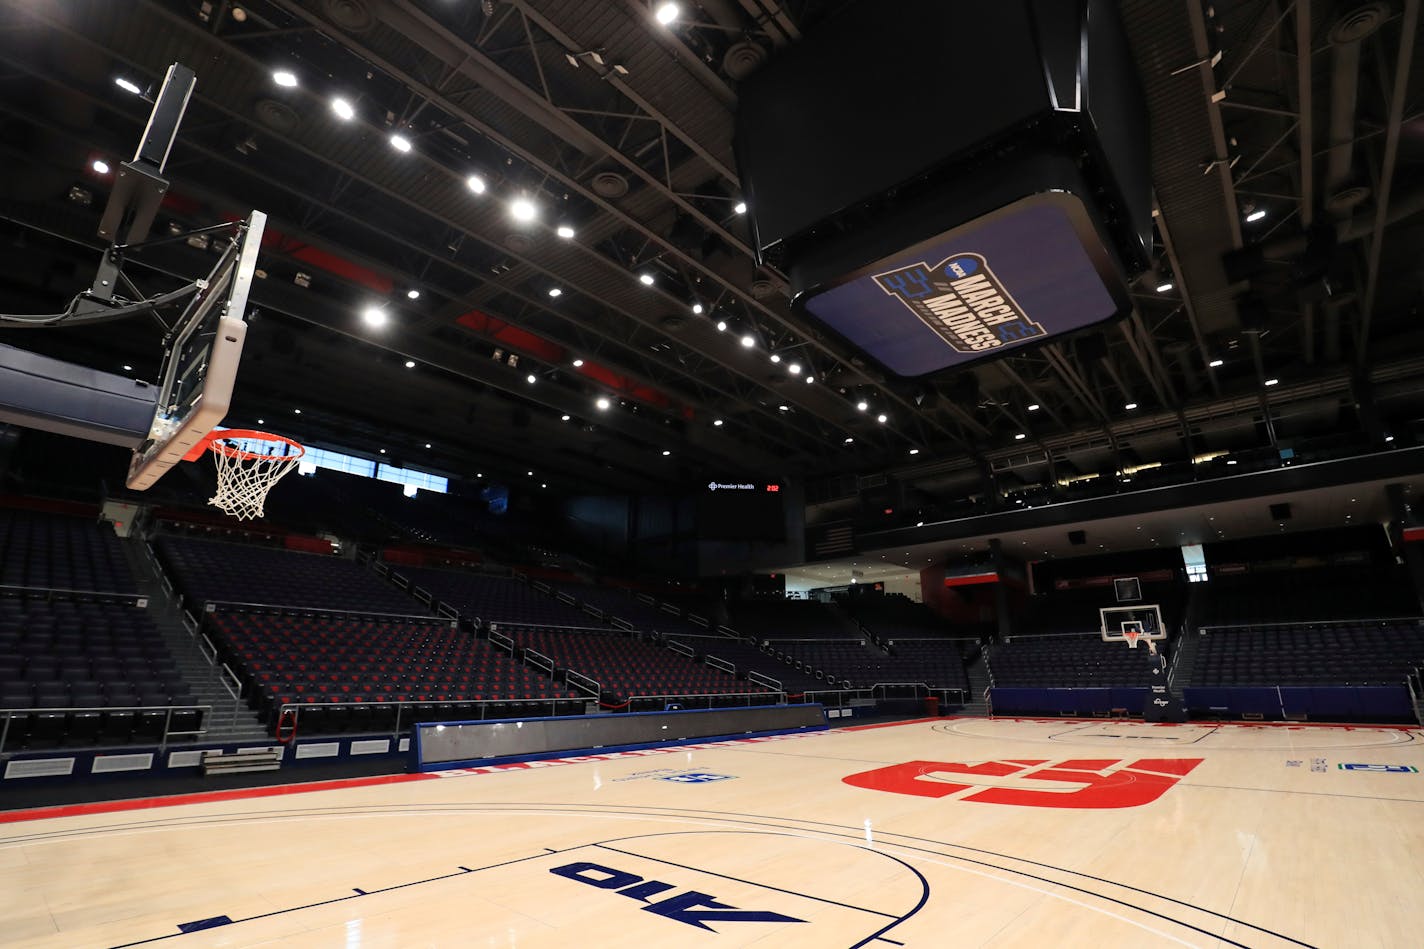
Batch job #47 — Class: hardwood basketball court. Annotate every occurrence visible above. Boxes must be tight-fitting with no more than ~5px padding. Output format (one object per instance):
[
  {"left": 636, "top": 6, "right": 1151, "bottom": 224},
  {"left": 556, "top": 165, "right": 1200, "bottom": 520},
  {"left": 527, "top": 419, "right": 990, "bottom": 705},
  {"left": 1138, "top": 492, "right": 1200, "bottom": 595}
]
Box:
[{"left": 4, "top": 716, "right": 1421, "bottom": 948}]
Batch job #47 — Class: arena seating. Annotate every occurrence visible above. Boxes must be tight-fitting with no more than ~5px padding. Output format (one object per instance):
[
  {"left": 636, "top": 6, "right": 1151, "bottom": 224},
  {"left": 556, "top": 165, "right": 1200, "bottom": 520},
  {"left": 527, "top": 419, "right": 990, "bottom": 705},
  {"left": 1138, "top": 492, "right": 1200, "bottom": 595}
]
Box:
[
  {"left": 728, "top": 599, "right": 855, "bottom": 639},
  {"left": 392, "top": 567, "right": 591, "bottom": 626},
  {"left": 559, "top": 584, "right": 708, "bottom": 637},
  {"left": 1198, "top": 566, "right": 1419, "bottom": 625},
  {"left": 839, "top": 594, "right": 957, "bottom": 639},
  {"left": 876, "top": 640, "right": 973, "bottom": 691},
  {"left": 0, "top": 596, "right": 200, "bottom": 748},
  {"left": 210, "top": 610, "right": 578, "bottom": 733},
  {"left": 988, "top": 635, "right": 1159, "bottom": 686},
  {"left": 668, "top": 635, "right": 825, "bottom": 693},
  {"left": 159, "top": 536, "right": 416, "bottom": 612},
  {"left": 1190, "top": 621, "right": 1424, "bottom": 685},
  {"left": 502, "top": 626, "right": 760, "bottom": 702},
  {"left": 0, "top": 508, "right": 136, "bottom": 593}
]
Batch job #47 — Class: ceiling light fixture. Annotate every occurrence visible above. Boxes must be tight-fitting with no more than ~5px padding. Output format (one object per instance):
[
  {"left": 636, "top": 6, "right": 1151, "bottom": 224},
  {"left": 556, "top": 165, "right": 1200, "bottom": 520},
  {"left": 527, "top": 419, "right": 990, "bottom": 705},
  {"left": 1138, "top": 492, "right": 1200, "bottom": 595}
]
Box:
[
  {"left": 769, "top": 353, "right": 781, "bottom": 363},
  {"left": 526, "top": 373, "right": 537, "bottom": 384},
  {"left": 272, "top": 69, "right": 298, "bottom": 88},
  {"left": 1156, "top": 281, "right": 1174, "bottom": 292},
  {"left": 715, "top": 320, "right": 727, "bottom": 332},
  {"left": 406, "top": 289, "right": 420, "bottom": 300},
  {"left": 556, "top": 224, "right": 576, "bottom": 239},
  {"left": 404, "top": 360, "right": 416, "bottom": 369},
  {"left": 424, "top": 443, "right": 431, "bottom": 449},
  {"left": 844, "top": 436, "right": 854, "bottom": 444},
  {"left": 654, "top": 2, "right": 680, "bottom": 25},
  {"left": 361, "top": 306, "right": 387, "bottom": 328},
  {"left": 1015, "top": 432, "right": 1026, "bottom": 440},
  {"left": 787, "top": 362, "right": 802, "bottom": 375},
  {"left": 713, "top": 419, "right": 724, "bottom": 427},
  {"left": 908, "top": 448, "right": 919, "bottom": 455},
  {"left": 1124, "top": 402, "right": 1138, "bottom": 410},
  {"left": 733, "top": 201, "right": 747, "bottom": 215},
  {"left": 389, "top": 132, "right": 412, "bottom": 153},
  {"left": 1027, "top": 403, "right": 1040, "bottom": 411},
  {"left": 596, "top": 397, "right": 611, "bottom": 410},
  {"left": 877, "top": 413, "right": 888, "bottom": 424},
  {"left": 572, "top": 358, "right": 584, "bottom": 368},
  {"left": 1264, "top": 378, "right": 1279, "bottom": 386},
  {"left": 661, "top": 450, "right": 671, "bottom": 456},
  {"left": 1246, "top": 208, "right": 1267, "bottom": 222},
  {"left": 548, "top": 287, "right": 562, "bottom": 297},
  {"left": 639, "top": 272, "right": 655, "bottom": 286},
  {"left": 466, "top": 174, "right": 487, "bottom": 194},
  {"left": 91, "top": 159, "right": 111, "bottom": 175},
  {"left": 856, "top": 400, "right": 868, "bottom": 412},
  {"left": 1209, "top": 358, "right": 1224, "bottom": 368},
  {"left": 510, "top": 196, "right": 537, "bottom": 222},
  {"left": 805, "top": 375, "right": 815, "bottom": 384},
  {"left": 331, "top": 97, "right": 355, "bottom": 121},
  {"left": 114, "top": 77, "right": 142, "bottom": 95},
  {"left": 691, "top": 302, "right": 704, "bottom": 315},
  {"left": 740, "top": 334, "right": 755, "bottom": 348},
  {"left": 122, "top": 364, "right": 132, "bottom": 372},
  {"left": 561, "top": 414, "right": 571, "bottom": 422}
]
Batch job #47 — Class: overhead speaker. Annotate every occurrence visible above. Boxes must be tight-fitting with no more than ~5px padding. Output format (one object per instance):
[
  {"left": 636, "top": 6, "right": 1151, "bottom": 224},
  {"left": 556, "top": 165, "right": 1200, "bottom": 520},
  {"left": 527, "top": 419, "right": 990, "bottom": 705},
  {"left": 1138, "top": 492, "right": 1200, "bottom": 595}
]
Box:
[
  {"left": 1269, "top": 502, "right": 1292, "bottom": 521},
  {"left": 736, "top": 0, "right": 1150, "bottom": 379},
  {"left": 1068, "top": 529, "right": 1087, "bottom": 546}
]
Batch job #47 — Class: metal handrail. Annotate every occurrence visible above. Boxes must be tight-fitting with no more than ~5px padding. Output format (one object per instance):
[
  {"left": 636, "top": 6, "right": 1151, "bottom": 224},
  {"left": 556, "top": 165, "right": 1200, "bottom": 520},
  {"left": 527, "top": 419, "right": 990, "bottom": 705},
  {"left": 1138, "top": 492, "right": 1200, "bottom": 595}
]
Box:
[
  {"left": 666, "top": 640, "right": 696, "bottom": 659},
  {"left": 622, "top": 690, "right": 786, "bottom": 707},
  {"left": 703, "top": 654, "right": 735, "bottom": 674},
  {"left": 747, "top": 669, "right": 782, "bottom": 691},
  {"left": 203, "top": 600, "right": 443, "bottom": 622},
  {"left": 565, "top": 669, "right": 601, "bottom": 697},
  {"left": 277, "top": 696, "right": 584, "bottom": 739},
  {"left": 0, "top": 702, "right": 213, "bottom": 754},
  {"left": 524, "top": 648, "right": 554, "bottom": 674},
  {"left": 1200, "top": 615, "right": 1424, "bottom": 633},
  {"left": 220, "top": 663, "right": 243, "bottom": 700}
]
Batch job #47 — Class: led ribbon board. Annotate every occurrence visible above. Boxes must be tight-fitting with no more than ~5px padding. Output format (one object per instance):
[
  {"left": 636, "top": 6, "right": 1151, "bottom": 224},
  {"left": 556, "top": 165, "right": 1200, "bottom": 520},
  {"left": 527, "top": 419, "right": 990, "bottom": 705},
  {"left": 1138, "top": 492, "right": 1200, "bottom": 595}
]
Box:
[{"left": 799, "top": 193, "right": 1125, "bottom": 378}]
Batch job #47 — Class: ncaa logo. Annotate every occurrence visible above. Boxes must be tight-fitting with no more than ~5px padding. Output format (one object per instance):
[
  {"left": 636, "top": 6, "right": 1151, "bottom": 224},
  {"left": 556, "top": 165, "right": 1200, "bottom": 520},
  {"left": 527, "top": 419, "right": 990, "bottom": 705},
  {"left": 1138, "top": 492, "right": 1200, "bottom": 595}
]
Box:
[{"left": 874, "top": 252, "right": 1046, "bottom": 355}]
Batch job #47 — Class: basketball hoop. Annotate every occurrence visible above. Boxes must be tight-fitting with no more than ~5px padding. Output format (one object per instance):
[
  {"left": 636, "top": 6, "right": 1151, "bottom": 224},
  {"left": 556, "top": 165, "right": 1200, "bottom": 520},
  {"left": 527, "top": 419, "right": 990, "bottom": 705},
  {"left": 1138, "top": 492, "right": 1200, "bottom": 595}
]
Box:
[
  {"left": 1123, "top": 629, "right": 1141, "bottom": 649},
  {"left": 197, "top": 429, "right": 304, "bottom": 520}
]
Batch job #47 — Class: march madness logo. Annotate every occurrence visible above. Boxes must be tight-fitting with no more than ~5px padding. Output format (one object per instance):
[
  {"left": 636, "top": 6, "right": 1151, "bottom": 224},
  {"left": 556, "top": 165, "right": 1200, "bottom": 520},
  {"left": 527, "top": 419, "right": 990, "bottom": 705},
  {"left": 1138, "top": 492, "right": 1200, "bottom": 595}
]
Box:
[
  {"left": 874, "top": 253, "right": 1045, "bottom": 354},
  {"left": 842, "top": 757, "right": 1203, "bottom": 809}
]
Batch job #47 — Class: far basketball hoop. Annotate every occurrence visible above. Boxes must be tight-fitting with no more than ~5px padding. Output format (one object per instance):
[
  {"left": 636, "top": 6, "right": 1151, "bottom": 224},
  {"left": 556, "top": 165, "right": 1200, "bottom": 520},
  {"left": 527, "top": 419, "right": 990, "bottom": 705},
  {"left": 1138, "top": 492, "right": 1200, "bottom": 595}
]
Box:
[
  {"left": 196, "top": 429, "right": 304, "bottom": 521},
  {"left": 1100, "top": 604, "right": 1166, "bottom": 645}
]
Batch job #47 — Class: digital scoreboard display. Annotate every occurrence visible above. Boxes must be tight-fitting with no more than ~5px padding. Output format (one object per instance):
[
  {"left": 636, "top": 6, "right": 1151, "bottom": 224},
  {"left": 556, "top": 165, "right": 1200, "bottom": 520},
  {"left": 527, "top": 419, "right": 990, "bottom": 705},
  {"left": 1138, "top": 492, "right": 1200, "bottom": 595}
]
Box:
[
  {"left": 697, "top": 480, "right": 787, "bottom": 542},
  {"left": 798, "top": 193, "right": 1128, "bottom": 378}
]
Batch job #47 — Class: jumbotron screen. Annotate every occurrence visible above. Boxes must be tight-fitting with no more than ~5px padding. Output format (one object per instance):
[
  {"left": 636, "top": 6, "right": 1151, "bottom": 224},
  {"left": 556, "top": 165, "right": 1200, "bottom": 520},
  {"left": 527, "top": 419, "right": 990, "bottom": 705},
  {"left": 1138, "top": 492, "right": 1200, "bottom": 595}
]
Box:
[
  {"left": 697, "top": 479, "right": 787, "bottom": 542},
  {"left": 798, "top": 193, "right": 1124, "bottom": 378}
]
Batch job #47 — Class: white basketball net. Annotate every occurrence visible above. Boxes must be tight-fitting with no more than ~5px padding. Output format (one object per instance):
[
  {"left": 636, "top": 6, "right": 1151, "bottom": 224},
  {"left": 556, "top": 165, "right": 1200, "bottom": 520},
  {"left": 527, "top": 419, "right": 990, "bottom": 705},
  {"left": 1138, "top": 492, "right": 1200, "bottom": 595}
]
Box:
[{"left": 208, "top": 438, "right": 302, "bottom": 521}]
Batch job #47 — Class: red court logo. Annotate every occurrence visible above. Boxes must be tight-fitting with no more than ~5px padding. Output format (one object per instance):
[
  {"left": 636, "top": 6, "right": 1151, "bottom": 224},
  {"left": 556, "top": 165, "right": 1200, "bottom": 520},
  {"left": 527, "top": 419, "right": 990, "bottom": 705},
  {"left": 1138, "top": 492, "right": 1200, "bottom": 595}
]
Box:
[{"left": 842, "top": 757, "right": 1203, "bottom": 809}]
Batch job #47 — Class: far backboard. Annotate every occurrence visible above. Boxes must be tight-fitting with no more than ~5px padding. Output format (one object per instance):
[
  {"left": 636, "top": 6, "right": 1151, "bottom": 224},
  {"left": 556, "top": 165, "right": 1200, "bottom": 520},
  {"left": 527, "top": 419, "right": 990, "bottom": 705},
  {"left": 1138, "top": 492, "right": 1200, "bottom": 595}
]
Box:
[{"left": 126, "top": 211, "right": 265, "bottom": 490}]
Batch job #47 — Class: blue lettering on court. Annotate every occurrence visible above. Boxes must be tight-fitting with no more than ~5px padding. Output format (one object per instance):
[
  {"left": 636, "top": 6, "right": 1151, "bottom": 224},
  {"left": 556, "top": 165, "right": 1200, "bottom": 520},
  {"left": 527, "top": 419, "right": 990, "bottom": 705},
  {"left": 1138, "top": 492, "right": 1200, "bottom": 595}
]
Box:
[
  {"left": 1338, "top": 763, "right": 1419, "bottom": 773},
  {"left": 549, "top": 861, "right": 806, "bottom": 931},
  {"left": 659, "top": 772, "right": 736, "bottom": 783}
]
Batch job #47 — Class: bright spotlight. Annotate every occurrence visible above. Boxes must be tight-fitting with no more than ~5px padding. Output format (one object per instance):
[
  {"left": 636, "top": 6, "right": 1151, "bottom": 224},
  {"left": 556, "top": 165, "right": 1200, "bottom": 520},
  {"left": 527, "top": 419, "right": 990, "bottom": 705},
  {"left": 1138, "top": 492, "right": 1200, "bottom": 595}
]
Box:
[
  {"left": 740, "top": 334, "right": 755, "bottom": 348},
  {"left": 876, "top": 413, "right": 888, "bottom": 424},
  {"left": 389, "top": 133, "right": 412, "bottom": 153},
  {"left": 654, "top": 2, "right": 680, "bottom": 25},
  {"left": 733, "top": 201, "right": 747, "bottom": 214},
  {"left": 406, "top": 289, "right": 420, "bottom": 300},
  {"left": 510, "top": 196, "right": 537, "bottom": 222},
  {"left": 715, "top": 320, "right": 727, "bottom": 332},
  {"left": 1246, "top": 208, "right": 1267, "bottom": 222},
  {"left": 404, "top": 360, "right": 416, "bottom": 369},
  {"left": 787, "top": 362, "right": 802, "bottom": 375},
  {"left": 331, "top": 97, "right": 355, "bottom": 121},
  {"left": 526, "top": 373, "right": 537, "bottom": 384},
  {"left": 466, "top": 174, "right": 487, "bottom": 194},
  {"left": 272, "top": 70, "right": 298, "bottom": 88},
  {"left": 361, "top": 306, "right": 388, "bottom": 328},
  {"left": 855, "top": 400, "right": 868, "bottom": 411},
  {"left": 556, "top": 224, "right": 576, "bottom": 239},
  {"left": 548, "top": 287, "right": 563, "bottom": 298},
  {"left": 1156, "top": 281, "right": 1174, "bottom": 293},
  {"left": 596, "top": 397, "right": 611, "bottom": 410},
  {"left": 91, "top": 159, "right": 111, "bottom": 175},
  {"left": 572, "top": 358, "right": 585, "bottom": 367},
  {"left": 114, "top": 77, "right": 142, "bottom": 95},
  {"left": 691, "top": 302, "right": 704, "bottom": 315},
  {"left": 638, "top": 272, "right": 655, "bottom": 286}
]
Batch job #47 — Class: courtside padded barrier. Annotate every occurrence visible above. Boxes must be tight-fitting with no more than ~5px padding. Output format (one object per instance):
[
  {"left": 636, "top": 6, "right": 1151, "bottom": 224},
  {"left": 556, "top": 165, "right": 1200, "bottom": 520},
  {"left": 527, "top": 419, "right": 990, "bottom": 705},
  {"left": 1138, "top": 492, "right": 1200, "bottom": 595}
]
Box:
[
  {"left": 413, "top": 703, "right": 826, "bottom": 771},
  {"left": 990, "top": 686, "right": 1148, "bottom": 717},
  {"left": 1182, "top": 685, "right": 1414, "bottom": 721}
]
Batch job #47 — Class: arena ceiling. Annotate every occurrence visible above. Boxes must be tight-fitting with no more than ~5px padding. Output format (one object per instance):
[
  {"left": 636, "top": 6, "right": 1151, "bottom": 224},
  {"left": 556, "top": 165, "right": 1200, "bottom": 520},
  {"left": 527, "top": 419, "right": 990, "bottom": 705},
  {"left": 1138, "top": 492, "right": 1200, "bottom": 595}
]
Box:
[{"left": 0, "top": 0, "right": 1421, "bottom": 503}]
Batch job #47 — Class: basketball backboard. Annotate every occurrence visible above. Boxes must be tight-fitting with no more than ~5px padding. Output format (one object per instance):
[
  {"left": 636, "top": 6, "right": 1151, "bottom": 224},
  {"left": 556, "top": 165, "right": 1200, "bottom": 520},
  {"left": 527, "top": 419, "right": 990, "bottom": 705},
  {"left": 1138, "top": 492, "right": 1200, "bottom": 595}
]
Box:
[
  {"left": 126, "top": 210, "right": 266, "bottom": 491},
  {"left": 1100, "top": 604, "right": 1165, "bottom": 643}
]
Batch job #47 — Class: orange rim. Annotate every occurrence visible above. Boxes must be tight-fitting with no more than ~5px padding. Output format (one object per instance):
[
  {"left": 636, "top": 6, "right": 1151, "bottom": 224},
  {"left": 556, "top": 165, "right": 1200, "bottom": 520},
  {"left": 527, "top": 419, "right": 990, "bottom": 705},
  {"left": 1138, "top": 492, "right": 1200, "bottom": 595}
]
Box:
[{"left": 204, "top": 429, "right": 305, "bottom": 462}]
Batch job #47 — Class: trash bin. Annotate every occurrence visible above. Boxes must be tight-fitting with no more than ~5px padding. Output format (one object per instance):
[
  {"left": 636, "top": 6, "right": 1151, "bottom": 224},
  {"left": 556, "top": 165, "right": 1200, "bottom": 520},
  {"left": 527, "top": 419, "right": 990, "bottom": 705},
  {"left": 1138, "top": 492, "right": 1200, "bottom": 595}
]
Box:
[{"left": 924, "top": 696, "right": 940, "bottom": 717}]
